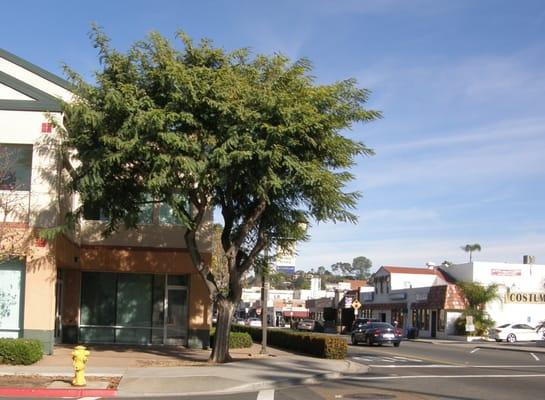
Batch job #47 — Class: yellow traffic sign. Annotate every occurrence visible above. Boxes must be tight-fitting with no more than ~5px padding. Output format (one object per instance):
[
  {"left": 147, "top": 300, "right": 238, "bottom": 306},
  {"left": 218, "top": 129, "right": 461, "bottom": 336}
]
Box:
[{"left": 351, "top": 299, "right": 362, "bottom": 309}]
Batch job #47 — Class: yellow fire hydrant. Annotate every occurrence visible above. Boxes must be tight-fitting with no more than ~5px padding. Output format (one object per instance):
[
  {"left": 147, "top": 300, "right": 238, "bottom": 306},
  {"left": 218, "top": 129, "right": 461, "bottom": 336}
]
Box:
[{"left": 71, "top": 345, "right": 90, "bottom": 386}]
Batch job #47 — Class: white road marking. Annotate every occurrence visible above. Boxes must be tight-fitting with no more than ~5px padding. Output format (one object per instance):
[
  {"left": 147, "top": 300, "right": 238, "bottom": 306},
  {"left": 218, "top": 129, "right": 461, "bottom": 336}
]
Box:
[
  {"left": 530, "top": 353, "right": 540, "bottom": 361},
  {"left": 368, "top": 364, "right": 545, "bottom": 369},
  {"left": 352, "top": 356, "right": 374, "bottom": 361},
  {"left": 393, "top": 356, "right": 423, "bottom": 362},
  {"left": 352, "top": 355, "right": 423, "bottom": 363},
  {"left": 470, "top": 348, "right": 480, "bottom": 354},
  {"left": 257, "top": 389, "right": 275, "bottom": 400},
  {"left": 346, "top": 374, "right": 545, "bottom": 381}
]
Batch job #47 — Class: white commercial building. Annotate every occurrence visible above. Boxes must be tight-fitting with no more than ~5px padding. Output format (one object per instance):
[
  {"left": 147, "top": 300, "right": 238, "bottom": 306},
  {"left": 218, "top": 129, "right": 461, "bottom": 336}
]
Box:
[
  {"left": 444, "top": 260, "right": 545, "bottom": 327},
  {"left": 361, "top": 259, "right": 545, "bottom": 339}
]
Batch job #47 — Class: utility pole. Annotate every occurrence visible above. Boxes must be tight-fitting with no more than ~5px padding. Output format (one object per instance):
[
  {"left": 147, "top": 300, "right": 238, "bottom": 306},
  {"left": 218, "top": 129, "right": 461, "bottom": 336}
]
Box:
[
  {"left": 260, "top": 247, "right": 269, "bottom": 354},
  {"left": 260, "top": 221, "right": 306, "bottom": 355}
]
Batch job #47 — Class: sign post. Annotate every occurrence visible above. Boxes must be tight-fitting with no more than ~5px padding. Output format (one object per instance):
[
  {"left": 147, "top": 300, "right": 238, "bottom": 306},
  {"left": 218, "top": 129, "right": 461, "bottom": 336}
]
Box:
[
  {"left": 352, "top": 299, "right": 362, "bottom": 316},
  {"left": 465, "top": 315, "right": 475, "bottom": 333}
]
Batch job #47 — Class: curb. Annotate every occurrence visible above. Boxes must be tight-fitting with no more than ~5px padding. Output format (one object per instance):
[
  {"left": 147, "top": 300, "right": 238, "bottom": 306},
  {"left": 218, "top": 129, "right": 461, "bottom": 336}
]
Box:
[
  {"left": 0, "top": 387, "right": 117, "bottom": 398},
  {"left": 117, "top": 371, "right": 350, "bottom": 397},
  {"left": 114, "top": 361, "right": 367, "bottom": 397}
]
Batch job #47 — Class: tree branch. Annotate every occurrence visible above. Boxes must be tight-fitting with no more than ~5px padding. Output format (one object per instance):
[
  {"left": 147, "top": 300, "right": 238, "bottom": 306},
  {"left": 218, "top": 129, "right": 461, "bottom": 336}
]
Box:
[
  {"left": 184, "top": 203, "right": 219, "bottom": 299},
  {"left": 227, "top": 198, "right": 267, "bottom": 257},
  {"left": 237, "top": 226, "right": 267, "bottom": 275}
]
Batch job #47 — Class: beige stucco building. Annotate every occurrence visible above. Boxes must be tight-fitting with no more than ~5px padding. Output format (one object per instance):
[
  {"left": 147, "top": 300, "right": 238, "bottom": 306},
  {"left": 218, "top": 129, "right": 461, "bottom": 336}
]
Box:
[{"left": 0, "top": 49, "right": 212, "bottom": 353}]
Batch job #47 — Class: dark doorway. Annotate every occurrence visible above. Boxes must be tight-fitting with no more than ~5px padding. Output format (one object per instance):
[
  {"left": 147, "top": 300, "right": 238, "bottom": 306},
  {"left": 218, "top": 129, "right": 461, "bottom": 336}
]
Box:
[
  {"left": 431, "top": 311, "right": 437, "bottom": 338},
  {"left": 380, "top": 313, "right": 386, "bottom": 322}
]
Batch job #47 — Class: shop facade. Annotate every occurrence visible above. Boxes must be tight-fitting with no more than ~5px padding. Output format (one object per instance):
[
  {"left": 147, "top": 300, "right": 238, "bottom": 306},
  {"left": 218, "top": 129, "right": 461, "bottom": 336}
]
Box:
[
  {"left": 444, "top": 260, "right": 545, "bottom": 327},
  {"left": 362, "top": 261, "right": 545, "bottom": 338},
  {"left": 0, "top": 49, "right": 212, "bottom": 353},
  {"left": 360, "top": 266, "right": 466, "bottom": 338}
]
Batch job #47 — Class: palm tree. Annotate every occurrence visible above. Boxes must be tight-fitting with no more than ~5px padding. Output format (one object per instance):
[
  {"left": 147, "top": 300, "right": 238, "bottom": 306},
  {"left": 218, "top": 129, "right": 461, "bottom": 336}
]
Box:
[
  {"left": 461, "top": 243, "right": 482, "bottom": 262},
  {"left": 457, "top": 282, "right": 499, "bottom": 311},
  {"left": 456, "top": 281, "right": 499, "bottom": 335}
]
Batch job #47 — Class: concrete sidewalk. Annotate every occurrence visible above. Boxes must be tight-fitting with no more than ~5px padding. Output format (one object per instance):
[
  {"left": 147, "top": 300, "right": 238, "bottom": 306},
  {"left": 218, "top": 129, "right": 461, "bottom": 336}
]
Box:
[{"left": 0, "top": 344, "right": 366, "bottom": 397}]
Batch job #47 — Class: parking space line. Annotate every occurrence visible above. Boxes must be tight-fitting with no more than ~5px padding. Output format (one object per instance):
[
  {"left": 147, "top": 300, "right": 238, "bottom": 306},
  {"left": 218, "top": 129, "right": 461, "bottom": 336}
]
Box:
[
  {"left": 470, "top": 348, "right": 480, "bottom": 354},
  {"left": 530, "top": 353, "right": 540, "bottom": 361}
]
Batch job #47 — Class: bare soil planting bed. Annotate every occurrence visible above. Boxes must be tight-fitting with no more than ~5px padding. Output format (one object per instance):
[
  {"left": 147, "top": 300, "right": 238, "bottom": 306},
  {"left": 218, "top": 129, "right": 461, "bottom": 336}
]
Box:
[{"left": 0, "top": 375, "right": 120, "bottom": 389}]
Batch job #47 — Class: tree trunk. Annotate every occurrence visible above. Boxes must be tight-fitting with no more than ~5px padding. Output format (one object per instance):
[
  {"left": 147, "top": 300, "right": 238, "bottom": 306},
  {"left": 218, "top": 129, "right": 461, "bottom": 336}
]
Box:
[{"left": 210, "top": 298, "right": 236, "bottom": 363}]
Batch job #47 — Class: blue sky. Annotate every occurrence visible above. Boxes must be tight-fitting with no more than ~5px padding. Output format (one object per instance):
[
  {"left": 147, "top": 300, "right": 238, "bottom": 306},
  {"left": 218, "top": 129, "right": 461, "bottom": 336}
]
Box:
[{"left": 3, "top": 0, "right": 545, "bottom": 271}]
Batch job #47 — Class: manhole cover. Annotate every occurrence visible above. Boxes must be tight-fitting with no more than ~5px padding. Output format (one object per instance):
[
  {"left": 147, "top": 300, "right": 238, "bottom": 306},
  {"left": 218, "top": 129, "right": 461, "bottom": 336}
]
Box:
[{"left": 343, "top": 394, "right": 396, "bottom": 400}]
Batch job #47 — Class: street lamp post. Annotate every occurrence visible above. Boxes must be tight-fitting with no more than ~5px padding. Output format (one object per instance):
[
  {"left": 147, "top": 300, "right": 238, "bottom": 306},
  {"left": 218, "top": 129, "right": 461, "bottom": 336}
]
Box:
[{"left": 260, "top": 247, "right": 269, "bottom": 354}]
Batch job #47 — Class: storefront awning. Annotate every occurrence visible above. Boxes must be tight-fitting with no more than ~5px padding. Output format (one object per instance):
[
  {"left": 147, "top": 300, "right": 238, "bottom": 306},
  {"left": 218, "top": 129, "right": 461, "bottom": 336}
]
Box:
[
  {"left": 362, "top": 302, "right": 406, "bottom": 310},
  {"left": 410, "top": 285, "right": 466, "bottom": 311},
  {"left": 282, "top": 311, "right": 309, "bottom": 318}
]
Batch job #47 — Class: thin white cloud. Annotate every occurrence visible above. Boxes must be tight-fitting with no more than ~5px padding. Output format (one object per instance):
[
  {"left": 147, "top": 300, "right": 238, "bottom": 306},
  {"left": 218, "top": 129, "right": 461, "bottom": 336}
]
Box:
[
  {"left": 360, "top": 45, "right": 545, "bottom": 108},
  {"left": 313, "top": 0, "right": 458, "bottom": 17},
  {"left": 361, "top": 134, "right": 545, "bottom": 189},
  {"left": 297, "top": 234, "right": 545, "bottom": 271},
  {"left": 359, "top": 207, "right": 439, "bottom": 223},
  {"left": 378, "top": 117, "right": 545, "bottom": 154}
]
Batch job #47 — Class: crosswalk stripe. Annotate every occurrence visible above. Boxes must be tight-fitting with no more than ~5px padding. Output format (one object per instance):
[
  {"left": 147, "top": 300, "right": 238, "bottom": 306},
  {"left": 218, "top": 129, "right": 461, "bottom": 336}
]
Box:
[
  {"left": 352, "top": 356, "right": 374, "bottom": 361},
  {"left": 393, "top": 356, "right": 423, "bottom": 362},
  {"left": 257, "top": 389, "right": 275, "bottom": 400},
  {"left": 351, "top": 355, "right": 423, "bottom": 363}
]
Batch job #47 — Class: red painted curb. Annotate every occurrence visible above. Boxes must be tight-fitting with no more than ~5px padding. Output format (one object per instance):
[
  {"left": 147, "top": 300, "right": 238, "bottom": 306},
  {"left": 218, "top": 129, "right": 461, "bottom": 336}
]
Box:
[{"left": 0, "top": 387, "right": 117, "bottom": 397}]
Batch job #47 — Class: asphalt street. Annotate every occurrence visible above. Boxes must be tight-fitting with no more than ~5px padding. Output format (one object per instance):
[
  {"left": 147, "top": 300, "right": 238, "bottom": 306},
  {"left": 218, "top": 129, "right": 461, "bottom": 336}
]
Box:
[
  {"left": 278, "top": 340, "right": 545, "bottom": 400},
  {"left": 203, "top": 341, "right": 545, "bottom": 400},
  {"left": 28, "top": 341, "right": 543, "bottom": 400}
]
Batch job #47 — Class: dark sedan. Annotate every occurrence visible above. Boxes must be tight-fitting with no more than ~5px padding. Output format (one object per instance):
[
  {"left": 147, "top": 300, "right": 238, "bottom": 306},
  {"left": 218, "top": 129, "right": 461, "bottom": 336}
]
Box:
[{"left": 351, "top": 322, "right": 403, "bottom": 347}]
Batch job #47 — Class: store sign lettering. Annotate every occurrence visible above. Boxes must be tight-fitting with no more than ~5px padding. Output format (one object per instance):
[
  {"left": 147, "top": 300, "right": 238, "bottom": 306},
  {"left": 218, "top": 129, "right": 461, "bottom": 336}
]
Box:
[
  {"left": 505, "top": 292, "right": 545, "bottom": 304},
  {"left": 491, "top": 269, "right": 521, "bottom": 276}
]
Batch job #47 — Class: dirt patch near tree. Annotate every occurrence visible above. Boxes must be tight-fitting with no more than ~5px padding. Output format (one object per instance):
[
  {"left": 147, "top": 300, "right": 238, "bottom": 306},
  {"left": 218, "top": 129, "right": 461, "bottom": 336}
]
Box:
[{"left": 0, "top": 375, "right": 120, "bottom": 389}]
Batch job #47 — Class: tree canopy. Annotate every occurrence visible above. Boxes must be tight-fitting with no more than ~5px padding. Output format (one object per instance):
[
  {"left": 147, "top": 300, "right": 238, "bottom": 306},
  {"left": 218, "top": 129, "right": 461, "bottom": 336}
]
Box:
[
  {"left": 331, "top": 256, "right": 372, "bottom": 279},
  {"left": 461, "top": 243, "right": 482, "bottom": 262},
  {"left": 59, "top": 28, "right": 380, "bottom": 362}
]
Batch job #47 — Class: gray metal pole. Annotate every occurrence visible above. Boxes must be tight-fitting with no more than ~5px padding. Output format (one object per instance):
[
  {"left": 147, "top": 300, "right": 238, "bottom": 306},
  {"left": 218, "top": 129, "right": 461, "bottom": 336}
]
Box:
[{"left": 260, "top": 247, "right": 269, "bottom": 354}]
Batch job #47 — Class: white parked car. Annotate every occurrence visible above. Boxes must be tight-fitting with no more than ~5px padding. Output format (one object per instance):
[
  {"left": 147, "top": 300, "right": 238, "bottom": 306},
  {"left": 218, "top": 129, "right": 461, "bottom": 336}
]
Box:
[
  {"left": 246, "top": 318, "right": 262, "bottom": 327},
  {"left": 489, "top": 323, "right": 542, "bottom": 343}
]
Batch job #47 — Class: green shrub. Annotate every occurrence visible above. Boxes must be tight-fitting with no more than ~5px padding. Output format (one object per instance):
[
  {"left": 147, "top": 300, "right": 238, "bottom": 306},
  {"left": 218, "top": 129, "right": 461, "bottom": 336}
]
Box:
[
  {"left": 230, "top": 325, "right": 347, "bottom": 359},
  {"left": 454, "top": 310, "right": 495, "bottom": 336},
  {"left": 210, "top": 329, "right": 253, "bottom": 349},
  {"left": 0, "top": 338, "right": 43, "bottom": 365}
]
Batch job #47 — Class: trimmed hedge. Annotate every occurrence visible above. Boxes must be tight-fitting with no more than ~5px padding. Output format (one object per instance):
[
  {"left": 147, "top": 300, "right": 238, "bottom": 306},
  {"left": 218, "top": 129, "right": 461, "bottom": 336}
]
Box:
[
  {"left": 210, "top": 329, "right": 253, "bottom": 349},
  {"left": 0, "top": 338, "right": 43, "bottom": 365},
  {"left": 231, "top": 325, "right": 347, "bottom": 359}
]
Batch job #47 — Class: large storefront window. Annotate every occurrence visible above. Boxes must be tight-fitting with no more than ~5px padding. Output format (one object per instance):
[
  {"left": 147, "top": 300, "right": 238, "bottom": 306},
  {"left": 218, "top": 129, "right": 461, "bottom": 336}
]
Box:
[
  {"left": 412, "top": 309, "right": 430, "bottom": 330},
  {"left": 0, "top": 144, "right": 32, "bottom": 191},
  {"left": 80, "top": 272, "right": 187, "bottom": 344},
  {"left": 437, "top": 309, "right": 446, "bottom": 331},
  {"left": 422, "top": 309, "right": 430, "bottom": 330},
  {"left": 0, "top": 261, "right": 24, "bottom": 338}
]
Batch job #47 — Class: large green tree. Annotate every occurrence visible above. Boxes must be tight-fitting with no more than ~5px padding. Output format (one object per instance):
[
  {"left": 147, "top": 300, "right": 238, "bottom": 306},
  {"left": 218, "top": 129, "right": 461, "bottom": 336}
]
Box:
[{"left": 59, "top": 29, "right": 379, "bottom": 362}]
